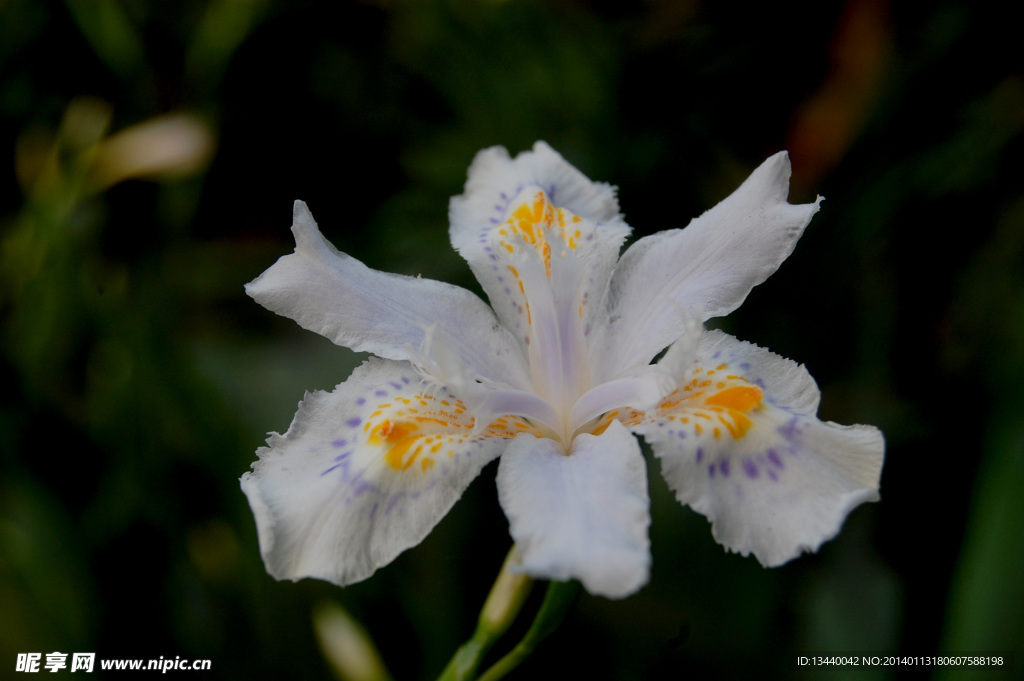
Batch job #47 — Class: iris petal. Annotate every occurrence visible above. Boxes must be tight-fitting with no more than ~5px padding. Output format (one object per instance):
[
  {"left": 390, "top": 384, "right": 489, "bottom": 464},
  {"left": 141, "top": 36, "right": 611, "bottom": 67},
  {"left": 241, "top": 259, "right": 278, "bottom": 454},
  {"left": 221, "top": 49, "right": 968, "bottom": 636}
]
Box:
[
  {"left": 629, "top": 330, "right": 884, "bottom": 566},
  {"left": 241, "top": 358, "right": 511, "bottom": 586},
  {"left": 497, "top": 420, "right": 651, "bottom": 598},
  {"left": 246, "top": 201, "right": 530, "bottom": 389},
  {"left": 594, "top": 152, "right": 822, "bottom": 380}
]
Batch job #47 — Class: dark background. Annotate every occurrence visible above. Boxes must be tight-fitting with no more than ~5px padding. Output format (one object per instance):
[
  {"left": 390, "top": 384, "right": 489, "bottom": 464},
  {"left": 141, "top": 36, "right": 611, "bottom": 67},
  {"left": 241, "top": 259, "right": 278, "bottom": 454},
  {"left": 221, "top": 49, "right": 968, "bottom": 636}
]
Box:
[{"left": 2, "top": 1, "right": 1022, "bottom": 679}]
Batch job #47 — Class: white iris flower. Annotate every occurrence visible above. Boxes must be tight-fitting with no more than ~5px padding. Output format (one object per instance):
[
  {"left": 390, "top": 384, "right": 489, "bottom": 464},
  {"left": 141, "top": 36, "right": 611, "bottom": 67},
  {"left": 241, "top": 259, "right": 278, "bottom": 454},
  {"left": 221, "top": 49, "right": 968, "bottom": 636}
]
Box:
[{"left": 241, "top": 142, "right": 884, "bottom": 599}]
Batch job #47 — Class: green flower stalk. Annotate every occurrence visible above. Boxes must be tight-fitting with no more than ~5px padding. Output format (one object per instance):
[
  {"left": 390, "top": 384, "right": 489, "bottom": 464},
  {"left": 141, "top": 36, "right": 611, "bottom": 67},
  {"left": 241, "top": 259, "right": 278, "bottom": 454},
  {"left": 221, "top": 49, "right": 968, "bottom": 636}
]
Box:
[{"left": 438, "top": 548, "right": 533, "bottom": 681}]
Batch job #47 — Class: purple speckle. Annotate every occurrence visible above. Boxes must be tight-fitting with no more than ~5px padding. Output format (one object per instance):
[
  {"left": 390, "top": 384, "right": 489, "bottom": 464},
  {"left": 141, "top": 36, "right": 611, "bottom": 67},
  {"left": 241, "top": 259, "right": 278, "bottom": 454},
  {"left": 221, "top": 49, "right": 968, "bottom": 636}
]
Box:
[
  {"left": 768, "top": 469, "right": 778, "bottom": 481},
  {"left": 739, "top": 362, "right": 751, "bottom": 370},
  {"left": 374, "top": 389, "right": 387, "bottom": 397},
  {"left": 720, "top": 459, "right": 731, "bottom": 477},
  {"left": 345, "top": 416, "right": 362, "bottom": 428},
  {"left": 742, "top": 459, "right": 759, "bottom": 479},
  {"left": 321, "top": 463, "right": 343, "bottom": 476},
  {"left": 777, "top": 417, "right": 801, "bottom": 444},
  {"left": 332, "top": 439, "right": 348, "bottom": 448},
  {"left": 402, "top": 376, "right": 410, "bottom": 384},
  {"left": 712, "top": 351, "right": 722, "bottom": 359},
  {"left": 696, "top": 447, "right": 704, "bottom": 462},
  {"left": 708, "top": 463, "right": 716, "bottom": 478},
  {"left": 389, "top": 381, "right": 402, "bottom": 390},
  {"left": 767, "top": 449, "right": 783, "bottom": 469},
  {"left": 500, "top": 192, "right": 508, "bottom": 200},
  {"left": 334, "top": 451, "right": 352, "bottom": 462},
  {"left": 356, "top": 397, "right": 366, "bottom": 406},
  {"left": 489, "top": 217, "right": 501, "bottom": 224},
  {"left": 351, "top": 478, "right": 373, "bottom": 497}
]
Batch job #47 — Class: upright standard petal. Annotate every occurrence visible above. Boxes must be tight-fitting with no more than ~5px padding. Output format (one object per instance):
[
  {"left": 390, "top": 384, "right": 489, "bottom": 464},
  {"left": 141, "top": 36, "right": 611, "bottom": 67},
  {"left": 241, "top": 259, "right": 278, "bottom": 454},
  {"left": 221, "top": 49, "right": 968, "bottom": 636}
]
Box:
[
  {"left": 626, "top": 330, "right": 884, "bottom": 567},
  {"left": 246, "top": 201, "right": 529, "bottom": 389},
  {"left": 448, "top": 143, "right": 631, "bottom": 359},
  {"left": 241, "top": 357, "right": 534, "bottom": 586},
  {"left": 496, "top": 420, "right": 651, "bottom": 599},
  {"left": 595, "top": 153, "right": 822, "bottom": 379}
]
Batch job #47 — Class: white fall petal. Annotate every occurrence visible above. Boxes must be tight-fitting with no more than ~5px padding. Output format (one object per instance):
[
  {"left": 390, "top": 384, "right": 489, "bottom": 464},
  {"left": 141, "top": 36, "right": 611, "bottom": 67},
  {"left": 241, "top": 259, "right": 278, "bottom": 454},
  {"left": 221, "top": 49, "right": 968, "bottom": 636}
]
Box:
[
  {"left": 630, "top": 330, "right": 884, "bottom": 567},
  {"left": 240, "top": 358, "right": 508, "bottom": 586},
  {"left": 242, "top": 141, "right": 885, "bottom": 599},
  {"left": 497, "top": 420, "right": 650, "bottom": 599}
]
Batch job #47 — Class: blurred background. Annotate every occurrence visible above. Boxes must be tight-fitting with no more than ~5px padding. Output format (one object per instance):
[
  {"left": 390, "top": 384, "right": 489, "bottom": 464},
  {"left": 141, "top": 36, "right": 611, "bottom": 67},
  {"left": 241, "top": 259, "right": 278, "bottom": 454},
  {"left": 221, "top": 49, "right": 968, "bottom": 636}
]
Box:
[{"left": 1, "top": 0, "right": 1022, "bottom": 679}]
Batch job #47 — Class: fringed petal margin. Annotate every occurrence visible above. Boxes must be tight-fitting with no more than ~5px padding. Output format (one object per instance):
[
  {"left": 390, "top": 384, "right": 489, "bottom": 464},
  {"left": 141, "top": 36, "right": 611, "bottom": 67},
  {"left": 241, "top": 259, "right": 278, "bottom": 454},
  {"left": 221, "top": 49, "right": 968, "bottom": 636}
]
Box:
[
  {"left": 241, "top": 357, "right": 531, "bottom": 586},
  {"left": 628, "top": 330, "right": 884, "bottom": 567},
  {"left": 448, "top": 143, "right": 630, "bottom": 362}
]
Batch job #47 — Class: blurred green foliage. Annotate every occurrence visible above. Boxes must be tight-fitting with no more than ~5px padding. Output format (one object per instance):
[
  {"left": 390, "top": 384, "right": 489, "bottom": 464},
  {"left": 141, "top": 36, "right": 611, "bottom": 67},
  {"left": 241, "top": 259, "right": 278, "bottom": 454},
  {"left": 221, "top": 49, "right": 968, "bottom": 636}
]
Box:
[{"left": 1, "top": 0, "right": 1022, "bottom": 679}]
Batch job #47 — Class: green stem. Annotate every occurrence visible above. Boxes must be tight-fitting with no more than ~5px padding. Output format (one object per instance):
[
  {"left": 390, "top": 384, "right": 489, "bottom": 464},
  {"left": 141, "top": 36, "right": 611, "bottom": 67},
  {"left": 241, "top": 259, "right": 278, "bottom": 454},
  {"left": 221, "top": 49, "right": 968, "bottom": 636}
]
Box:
[
  {"left": 475, "top": 580, "right": 581, "bottom": 681},
  {"left": 437, "top": 548, "right": 534, "bottom": 681}
]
